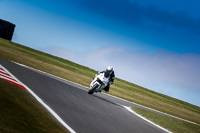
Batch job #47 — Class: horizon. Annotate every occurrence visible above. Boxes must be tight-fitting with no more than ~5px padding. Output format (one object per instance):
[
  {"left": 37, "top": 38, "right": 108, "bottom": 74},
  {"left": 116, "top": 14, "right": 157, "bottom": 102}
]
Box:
[{"left": 0, "top": 0, "right": 200, "bottom": 106}]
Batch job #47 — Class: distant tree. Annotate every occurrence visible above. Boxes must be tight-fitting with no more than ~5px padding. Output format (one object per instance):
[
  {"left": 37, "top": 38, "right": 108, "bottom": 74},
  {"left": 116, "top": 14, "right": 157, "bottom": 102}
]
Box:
[{"left": 0, "top": 19, "right": 16, "bottom": 41}]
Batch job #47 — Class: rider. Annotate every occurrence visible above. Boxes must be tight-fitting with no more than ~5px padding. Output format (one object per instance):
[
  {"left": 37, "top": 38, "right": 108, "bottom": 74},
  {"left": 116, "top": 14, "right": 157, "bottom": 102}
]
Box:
[{"left": 99, "top": 66, "right": 115, "bottom": 92}]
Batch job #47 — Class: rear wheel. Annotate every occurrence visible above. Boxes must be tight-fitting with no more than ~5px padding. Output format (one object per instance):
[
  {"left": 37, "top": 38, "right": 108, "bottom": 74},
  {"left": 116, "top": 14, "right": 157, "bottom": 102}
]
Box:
[{"left": 88, "top": 84, "right": 98, "bottom": 95}]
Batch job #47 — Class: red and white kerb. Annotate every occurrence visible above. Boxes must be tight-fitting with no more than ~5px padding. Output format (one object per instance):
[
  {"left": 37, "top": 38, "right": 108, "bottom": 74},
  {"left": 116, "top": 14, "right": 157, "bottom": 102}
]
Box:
[{"left": 0, "top": 64, "right": 26, "bottom": 89}]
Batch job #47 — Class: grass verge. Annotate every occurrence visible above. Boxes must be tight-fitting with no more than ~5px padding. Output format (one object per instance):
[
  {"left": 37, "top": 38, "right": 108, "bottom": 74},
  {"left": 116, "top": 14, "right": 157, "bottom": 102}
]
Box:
[
  {"left": 0, "top": 79, "right": 69, "bottom": 133},
  {"left": 131, "top": 107, "right": 200, "bottom": 133},
  {"left": 0, "top": 38, "right": 200, "bottom": 125}
]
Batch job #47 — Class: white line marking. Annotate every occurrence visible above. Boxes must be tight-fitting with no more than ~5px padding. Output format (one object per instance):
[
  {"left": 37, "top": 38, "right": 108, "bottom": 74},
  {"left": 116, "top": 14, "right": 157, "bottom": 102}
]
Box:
[
  {"left": 0, "top": 69, "right": 6, "bottom": 73},
  {"left": 15, "top": 62, "right": 88, "bottom": 89},
  {"left": 103, "top": 89, "right": 200, "bottom": 125},
  {"left": 0, "top": 64, "right": 76, "bottom": 133},
  {"left": 0, "top": 72, "right": 14, "bottom": 80},
  {"left": 0, "top": 76, "right": 19, "bottom": 84},
  {"left": 123, "top": 106, "right": 171, "bottom": 133}
]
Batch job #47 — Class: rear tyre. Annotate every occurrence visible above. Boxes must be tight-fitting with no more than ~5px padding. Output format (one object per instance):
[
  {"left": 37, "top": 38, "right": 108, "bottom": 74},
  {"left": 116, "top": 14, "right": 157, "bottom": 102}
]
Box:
[{"left": 88, "top": 84, "right": 98, "bottom": 95}]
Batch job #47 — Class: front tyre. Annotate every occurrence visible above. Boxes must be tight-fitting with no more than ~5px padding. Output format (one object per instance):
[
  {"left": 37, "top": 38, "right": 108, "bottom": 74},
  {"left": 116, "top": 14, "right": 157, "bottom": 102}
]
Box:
[{"left": 88, "top": 84, "right": 98, "bottom": 95}]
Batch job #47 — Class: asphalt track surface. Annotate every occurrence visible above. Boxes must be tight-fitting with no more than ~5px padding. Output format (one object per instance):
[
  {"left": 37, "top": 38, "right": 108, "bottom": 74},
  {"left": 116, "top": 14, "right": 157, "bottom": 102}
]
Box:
[{"left": 0, "top": 58, "right": 167, "bottom": 133}]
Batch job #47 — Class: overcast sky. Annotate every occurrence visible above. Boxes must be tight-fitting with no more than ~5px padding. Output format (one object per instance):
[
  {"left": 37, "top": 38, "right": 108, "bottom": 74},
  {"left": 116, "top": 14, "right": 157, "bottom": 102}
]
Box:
[{"left": 0, "top": 0, "right": 200, "bottom": 106}]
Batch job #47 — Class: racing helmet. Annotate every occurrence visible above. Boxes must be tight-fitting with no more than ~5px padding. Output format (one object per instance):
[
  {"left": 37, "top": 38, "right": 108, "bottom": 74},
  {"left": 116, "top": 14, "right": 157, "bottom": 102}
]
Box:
[{"left": 106, "top": 66, "right": 113, "bottom": 73}]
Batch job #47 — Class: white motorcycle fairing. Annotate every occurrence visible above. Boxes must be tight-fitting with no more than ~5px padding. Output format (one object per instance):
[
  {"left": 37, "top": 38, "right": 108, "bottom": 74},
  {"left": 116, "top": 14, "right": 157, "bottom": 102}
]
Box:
[{"left": 88, "top": 71, "right": 110, "bottom": 95}]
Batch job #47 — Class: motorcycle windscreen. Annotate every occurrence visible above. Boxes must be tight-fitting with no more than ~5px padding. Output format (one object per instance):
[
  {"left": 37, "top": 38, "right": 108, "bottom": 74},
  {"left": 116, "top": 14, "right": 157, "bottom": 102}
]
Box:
[{"left": 104, "top": 71, "right": 110, "bottom": 78}]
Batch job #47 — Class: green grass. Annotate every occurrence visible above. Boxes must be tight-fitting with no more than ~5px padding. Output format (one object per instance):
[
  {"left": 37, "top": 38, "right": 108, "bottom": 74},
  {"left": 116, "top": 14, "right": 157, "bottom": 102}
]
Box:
[
  {"left": 131, "top": 107, "right": 200, "bottom": 133},
  {"left": 0, "top": 79, "right": 69, "bottom": 133},
  {"left": 0, "top": 38, "right": 200, "bottom": 129}
]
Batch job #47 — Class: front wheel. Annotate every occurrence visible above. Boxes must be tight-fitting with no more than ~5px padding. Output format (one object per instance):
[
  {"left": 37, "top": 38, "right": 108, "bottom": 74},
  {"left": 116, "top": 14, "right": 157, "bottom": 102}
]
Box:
[{"left": 88, "top": 84, "right": 98, "bottom": 95}]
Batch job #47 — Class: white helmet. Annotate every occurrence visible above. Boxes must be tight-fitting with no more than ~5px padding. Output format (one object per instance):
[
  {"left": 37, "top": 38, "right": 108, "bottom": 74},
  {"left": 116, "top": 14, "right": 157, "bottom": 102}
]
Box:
[{"left": 106, "top": 66, "right": 113, "bottom": 73}]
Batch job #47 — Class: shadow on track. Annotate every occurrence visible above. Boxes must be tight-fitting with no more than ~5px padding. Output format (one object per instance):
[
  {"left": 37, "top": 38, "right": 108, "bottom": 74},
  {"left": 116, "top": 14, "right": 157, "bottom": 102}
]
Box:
[{"left": 91, "top": 93, "right": 124, "bottom": 108}]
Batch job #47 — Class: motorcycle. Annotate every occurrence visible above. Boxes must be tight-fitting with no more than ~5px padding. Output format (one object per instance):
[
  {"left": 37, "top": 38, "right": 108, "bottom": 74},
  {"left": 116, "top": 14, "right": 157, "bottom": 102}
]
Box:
[{"left": 88, "top": 71, "right": 110, "bottom": 95}]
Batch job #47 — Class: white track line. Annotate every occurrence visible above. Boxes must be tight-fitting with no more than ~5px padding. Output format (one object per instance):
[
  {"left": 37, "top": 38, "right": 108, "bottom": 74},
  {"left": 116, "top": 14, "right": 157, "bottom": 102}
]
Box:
[
  {"left": 123, "top": 106, "right": 171, "bottom": 133},
  {"left": 0, "top": 64, "right": 76, "bottom": 133},
  {"left": 102, "top": 92, "right": 199, "bottom": 125}
]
